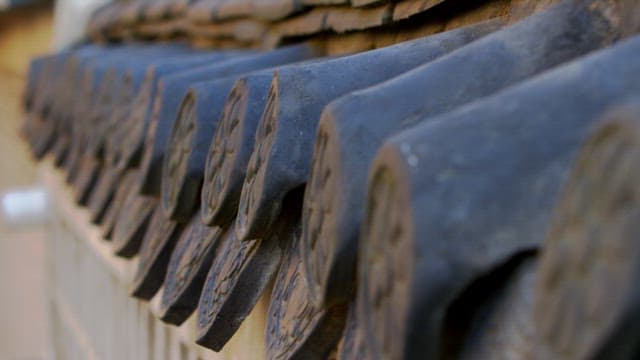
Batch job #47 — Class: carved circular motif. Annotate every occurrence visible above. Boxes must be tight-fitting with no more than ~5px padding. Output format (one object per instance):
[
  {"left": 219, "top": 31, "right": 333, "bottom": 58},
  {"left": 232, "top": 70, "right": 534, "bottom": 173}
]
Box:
[
  {"left": 117, "top": 71, "right": 154, "bottom": 170},
  {"left": 338, "top": 303, "right": 368, "bottom": 360},
  {"left": 198, "top": 233, "right": 260, "bottom": 328},
  {"left": 266, "top": 238, "right": 324, "bottom": 360},
  {"left": 237, "top": 78, "right": 279, "bottom": 240},
  {"left": 359, "top": 166, "right": 412, "bottom": 360},
  {"left": 162, "top": 218, "right": 223, "bottom": 311},
  {"left": 131, "top": 204, "right": 180, "bottom": 298},
  {"left": 73, "top": 156, "right": 100, "bottom": 204},
  {"left": 105, "top": 74, "right": 135, "bottom": 167},
  {"left": 86, "top": 69, "right": 117, "bottom": 157},
  {"left": 88, "top": 167, "right": 120, "bottom": 222},
  {"left": 137, "top": 89, "right": 163, "bottom": 193},
  {"left": 202, "top": 82, "right": 247, "bottom": 224},
  {"left": 113, "top": 186, "right": 157, "bottom": 256},
  {"left": 301, "top": 128, "right": 337, "bottom": 305},
  {"left": 536, "top": 117, "right": 640, "bottom": 359},
  {"left": 162, "top": 92, "right": 196, "bottom": 216}
]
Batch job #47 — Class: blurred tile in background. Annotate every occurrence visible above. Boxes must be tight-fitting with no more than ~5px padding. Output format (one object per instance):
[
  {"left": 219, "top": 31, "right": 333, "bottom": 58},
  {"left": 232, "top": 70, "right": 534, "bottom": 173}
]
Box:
[{"left": 0, "top": 0, "right": 45, "bottom": 11}]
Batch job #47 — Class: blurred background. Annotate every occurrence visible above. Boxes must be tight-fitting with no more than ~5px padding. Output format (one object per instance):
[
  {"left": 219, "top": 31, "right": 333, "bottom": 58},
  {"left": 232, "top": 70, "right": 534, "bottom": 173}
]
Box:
[
  {"left": 0, "top": 2, "right": 51, "bottom": 359},
  {"left": 0, "top": 1, "right": 74, "bottom": 358}
]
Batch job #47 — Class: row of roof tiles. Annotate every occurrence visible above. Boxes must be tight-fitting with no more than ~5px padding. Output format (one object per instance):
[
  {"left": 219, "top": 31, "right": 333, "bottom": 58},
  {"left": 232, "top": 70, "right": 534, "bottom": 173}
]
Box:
[
  {"left": 86, "top": 0, "right": 560, "bottom": 51},
  {"left": 22, "top": 0, "right": 640, "bottom": 358}
]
